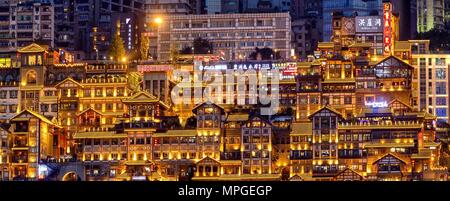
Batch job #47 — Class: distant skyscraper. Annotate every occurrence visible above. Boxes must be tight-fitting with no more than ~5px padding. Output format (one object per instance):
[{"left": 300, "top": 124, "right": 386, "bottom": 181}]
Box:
[
  {"left": 291, "top": 0, "right": 323, "bottom": 58},
  {"left": 322, "top": 0, "right": 382, "bottom": 41},
  {"left": 222, "top": 0, "right": 241, "bottom": 13},
  {"left": 417, "top": 0, "right": 445, "bottom": 32},
  {"left": 444, "top": 0, "right": 450, "bottom": 27},
  {"left": 205, "top": 0, "right": 222, "bottom": 14},
  {"left": 242, "top": 0, "right": 291, "bottom": 12}
]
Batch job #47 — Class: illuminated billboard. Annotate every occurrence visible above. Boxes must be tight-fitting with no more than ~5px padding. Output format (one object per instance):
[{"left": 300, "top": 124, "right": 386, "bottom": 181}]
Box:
[
  {"left": 383, "top": 3, "right": 392, "bottom": 55},
  {"left": 355, "top": 16, "right": 383, "bottom": 33}
]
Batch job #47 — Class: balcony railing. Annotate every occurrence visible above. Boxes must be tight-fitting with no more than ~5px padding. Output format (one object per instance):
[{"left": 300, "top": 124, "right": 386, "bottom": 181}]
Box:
[{"left": 12, "top": 156, "right": 28, "bottom": 163}]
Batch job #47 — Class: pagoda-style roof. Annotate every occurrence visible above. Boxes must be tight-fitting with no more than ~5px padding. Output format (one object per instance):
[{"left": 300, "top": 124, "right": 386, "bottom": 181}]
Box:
[
  {"left": 388, "top": 98, "right": 412, "bottom": 109},
  {"left": 122, "top": 91, "right": 170, "bottom": 109},
  {"left": 372, "top": 153, "right": 407, "bottom": 165},
  {"left": 373, "top": 56, "right": 413, "bottom": 79},
  {"left": 17, "top": 43, "right": 46, "bottom": 53},
  {"left": 375, "top": 55, "right": 412, "bottom": 68},
  {"left": 11, "top": 109, "right": 61, "bottom": 128},
  {"left": 77, "top": 107, "right": 103, "bottom": 116},
  {"left": 308, "top": 105, "right": 343, "bottom": 119},
  {"left": 334, "top": 168, "right": 365, "bottom": 180},
  {"left": 196, "top": 156, "right": 220, "bottom": 166},
  {"left": 54, "top": 77, "right": 84, "bottom": 88},
  {"left": 192, "top": 101, "right": 225, "bottom": 115}
]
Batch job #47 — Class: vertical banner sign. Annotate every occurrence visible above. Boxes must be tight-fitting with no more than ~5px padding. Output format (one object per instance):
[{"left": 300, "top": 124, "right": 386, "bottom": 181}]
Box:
[{"left": 383, "top": 3, "right": 392, "bottom": 55}]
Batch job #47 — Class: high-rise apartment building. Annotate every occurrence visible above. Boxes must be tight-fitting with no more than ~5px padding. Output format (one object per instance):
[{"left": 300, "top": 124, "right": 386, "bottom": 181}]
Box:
[
  {"left": 156, "top": 12, "right": 292, "bottom": 61},
  {"left": 413, "top": 54, "right": 450, "bottom": 124},
  {"left": 417, "top": 0, "right": 445, "bottom": 32},
  {"left": 0, "top": 1, "right": 54, "bottom": 51},
  {"left": 53, "top": 0, "right": 145, "bottom": 60}
]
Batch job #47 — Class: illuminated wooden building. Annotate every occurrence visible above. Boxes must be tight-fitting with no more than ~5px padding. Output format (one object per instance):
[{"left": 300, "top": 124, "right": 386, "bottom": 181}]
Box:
[
  {"left": 338, "top": 106, "right": 445, "bottom": 181},
  {"left": 241, "top": 115, "right": 273, "bottom": 175},
  {"left": 192, "top": 102, "right": 224, "bottom": 160},
  {"left": 289, "top": 122, "right": 313, "bottom": 180},
  {"left": 0, "top": 126, "right": 11, "bottom": 180},
  {"left": 296, "top": 61, "right": 322, "bottom": 121},
  {"left": 0, "top": 68, "right": 20, "bottom": 122},
  {"left": 221, "top": 113, "right": 247, "bottom": 176},
  {"left": 355, "top": 56, "right": 414, "bottom": 110},
  {"left": 9, "top": 110, "right": 63, "bottom": 180},
  {"left": 120, "top": 91, "right": 170, "bottom": 181},
  {"left": 309, "top": 106, "right": 342, "bottom": 180}
]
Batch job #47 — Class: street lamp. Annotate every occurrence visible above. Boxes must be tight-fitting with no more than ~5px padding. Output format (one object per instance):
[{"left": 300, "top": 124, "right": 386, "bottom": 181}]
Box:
[
  {"left": 148, "top": 16, "right": 163, "bottom": 61},
  {"left": 154, "top": 17, "right": 163, "bottom": 25}
]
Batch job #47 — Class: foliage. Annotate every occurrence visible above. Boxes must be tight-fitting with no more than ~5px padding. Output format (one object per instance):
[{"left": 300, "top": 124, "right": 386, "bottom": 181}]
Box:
[
  {"left": 248, "top": 47, "right": 282, "bottom": 60},
  {"left": 179, "top": 37, "right": 213, "bottom": 54},
  {"left": 417, "top": 28, "right": 450, "bottom": 52},
  {"left": 108, "top": 33, "right": 126, "bottom": 61},
  {"left": 140, "top": 34, "right": 150, "bottom": 60}
]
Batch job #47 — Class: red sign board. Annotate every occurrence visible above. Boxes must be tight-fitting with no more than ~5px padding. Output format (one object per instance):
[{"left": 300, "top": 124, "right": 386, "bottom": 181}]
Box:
[{"left": 383, "top": 3, "right": 392, "bottom": 55}]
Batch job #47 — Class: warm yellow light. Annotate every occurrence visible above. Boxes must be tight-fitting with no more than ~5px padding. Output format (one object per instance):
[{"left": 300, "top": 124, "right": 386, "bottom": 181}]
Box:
[
  {"left": 121, "top": 57, "right": 127, "bottom": 62},
  {"left": 154, "top": 17, "right": 163, "bottom": 25}
]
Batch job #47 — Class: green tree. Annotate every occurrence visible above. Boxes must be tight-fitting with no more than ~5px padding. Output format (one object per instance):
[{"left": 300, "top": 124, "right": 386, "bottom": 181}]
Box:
[
  {"left": 193, "top": 37, "right": 213, "bottom": 54},
  {"left": 108, "top": 33, "right": 126, "bottom": 61},
  {"left": 178, "top": 37, "right": 213, "bottom": 55},
  {"left": 417, "top": 28, "right": 450, "bottom": 52},
  {"left": 169, "top": 43, "right": 180, "bottom": 62},
  {"left": 140, "top": 34, "right": 150, "bottom": 60}
]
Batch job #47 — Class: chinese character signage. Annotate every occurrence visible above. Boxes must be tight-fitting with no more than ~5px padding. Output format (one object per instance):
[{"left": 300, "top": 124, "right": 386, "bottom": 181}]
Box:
[
  {"left": 355, "top": 16, "right": 383, "bottom": 33},
  {"left": 383, "top": 3, "right": 392, "bottom": 55}
]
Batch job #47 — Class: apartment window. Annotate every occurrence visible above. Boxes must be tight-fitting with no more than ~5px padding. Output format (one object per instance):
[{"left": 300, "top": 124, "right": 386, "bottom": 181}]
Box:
[
  {"left": 435, "top": 58, "right": 446, "bottom": 66},
  {"left": 436, "top": 82, "right": 447, "bottom": 94},
  {"left": 85, "top": 89, "right": 91, "bottom": 97},
  {"left": 436, "top": 108, "right": 447, "bottom": 117},
  {"left": 117, "top": 88, "right": 124, "bottom": 96},
  {"left": 106, "top": 88, "right": 114, "bottom": 97},
  {"left": 436, "top": 97, "right": 447, "bottom": 106},
  {"left": 51, "top": 104, "right": 58, "bottom": 112},
  {"left": 9, "top": 105, "right": 17, "bottom": 113},
  {"left": 106, "top": 103, "right": 113, "bottom": 111},
  {"left": 95, "top": 88, "right": 102, "bottom": 97},
  {"left": 94, "top": 139, "right": 100, "bottom": 145},
  {"left": 0, "top": 105, "right": 6, "bottom": 113},
  {"left": 40, "top": 104, "right": 49, "bottom": 112},
  {"left": 9, "top": 90, "right": 17, "bottom": 98},
  {"left": 344, "top": 96, "right": 352, "bottom": 104},
  {"left": 95, "top": 104, "right": 102, "bottom": 110},
  {"left": 436, "top": 69, "right": 446, "bottom": 79},
  {"left": 136, "top": 138, "right": 145, "bottom": 145},
  {"left": 0, "top": 91, "right": 6, "bottom": 99}
]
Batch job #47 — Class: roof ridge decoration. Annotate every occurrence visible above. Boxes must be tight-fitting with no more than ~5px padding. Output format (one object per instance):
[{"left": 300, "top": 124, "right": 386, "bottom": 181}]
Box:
[{"left": 17, "top": 43, "right": 46, "bottom": 53}]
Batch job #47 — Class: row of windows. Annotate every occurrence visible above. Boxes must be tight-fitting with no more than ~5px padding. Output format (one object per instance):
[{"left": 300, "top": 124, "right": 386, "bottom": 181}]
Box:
[
  {"left": 0, "top": 90, "right": 18, "bottom": 99},
  {"left": 0, "top": 104, "right": 17, "bottom": 113}
]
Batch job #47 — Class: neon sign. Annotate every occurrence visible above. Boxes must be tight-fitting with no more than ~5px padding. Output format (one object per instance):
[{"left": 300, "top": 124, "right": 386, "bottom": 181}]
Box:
[
  {"left": 383, "top": 3, "right": 392, "bottom": 55},
  {"left": 365, "top": 101, "right": 388, "bottom": 108}
]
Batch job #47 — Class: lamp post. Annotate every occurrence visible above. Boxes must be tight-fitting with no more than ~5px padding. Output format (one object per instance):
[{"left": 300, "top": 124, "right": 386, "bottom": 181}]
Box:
[{"left": 149, "top": 17, "right": 163, "bottom": 61}]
